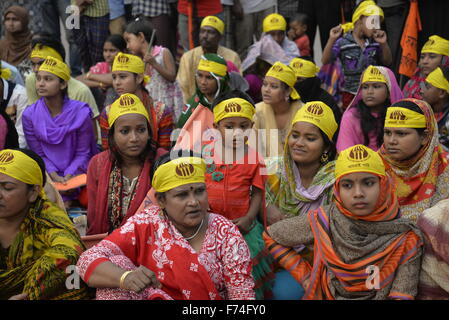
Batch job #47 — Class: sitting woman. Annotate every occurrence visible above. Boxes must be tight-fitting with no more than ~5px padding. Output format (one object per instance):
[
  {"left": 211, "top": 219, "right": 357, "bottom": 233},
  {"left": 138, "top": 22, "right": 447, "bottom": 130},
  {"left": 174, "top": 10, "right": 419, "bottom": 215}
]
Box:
[
  {"left": 76, "top": 153, "right": 255, "bottom": 300},
  {"left": 100, "top": 52, "right": 174, "bottom": 151},
  {"left": 22, "top": 56, "right": 97, "bottom": 207},
  {"left": 264, "top": 144, "right": 424, "bottom": 300},
  {"left": 266, "top": 101, "right": 338, "bottom": 225},
  {"left": 253, "top": 61, "right": 303, "bottom": 170},
  {"left": 177, "top": 53, "right": 230, "bottom": 129},
  {"left": 379, "top": 98, "right": 449, "bottom": 223},
  {"left": 0, "top": 149, "right": 90, "bottom": 300},
  {"left": 337, "top": 65, "right": 403, "bottom": 152},
  {"left": 87, "top": 93, "right": 162, "bottom": 235}
]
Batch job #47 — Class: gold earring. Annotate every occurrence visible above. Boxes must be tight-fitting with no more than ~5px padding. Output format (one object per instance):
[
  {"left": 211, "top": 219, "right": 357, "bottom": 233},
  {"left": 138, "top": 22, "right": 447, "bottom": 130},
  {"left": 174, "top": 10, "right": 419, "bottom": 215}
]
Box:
[{"left": 320, "top": 152, "right": 329, "bottom": 164}]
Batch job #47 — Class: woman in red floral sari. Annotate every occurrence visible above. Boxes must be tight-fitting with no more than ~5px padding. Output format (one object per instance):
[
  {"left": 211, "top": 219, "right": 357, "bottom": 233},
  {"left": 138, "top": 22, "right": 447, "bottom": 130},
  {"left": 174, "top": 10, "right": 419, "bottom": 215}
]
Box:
[{"left": 77, "top": 152, "right": 255, "bottom": 300}]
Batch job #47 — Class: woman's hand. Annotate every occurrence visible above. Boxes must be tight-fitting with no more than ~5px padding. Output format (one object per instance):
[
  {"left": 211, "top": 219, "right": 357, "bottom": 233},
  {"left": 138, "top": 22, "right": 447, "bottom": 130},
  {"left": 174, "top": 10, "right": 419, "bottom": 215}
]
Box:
[
  {"left": 143, "top": 52, "right": 157, "bottom": 66},
  {"left": 121, "top": 266, "right": 161, "bottom": 293},
  {"left": 50, "top": 172, "right": 66, "bottom": 184},
  {"left": 9, "top": 293, "right": 28, "bottom": 300},
  {"left": 373, "top": 29, "right": 387, "bottom": 44},
  {"left": 266, "top": 204, "right": 286, "bottom": 226},
  {"left": 232, "top": 216, "right": 254, "bottom": 234}
]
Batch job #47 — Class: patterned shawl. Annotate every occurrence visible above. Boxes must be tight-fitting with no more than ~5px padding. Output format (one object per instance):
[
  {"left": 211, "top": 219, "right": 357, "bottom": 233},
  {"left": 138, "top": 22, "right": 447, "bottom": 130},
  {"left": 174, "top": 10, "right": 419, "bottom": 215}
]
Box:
[
  {"left": 265, "top": 174, "right": 424, "bottom": 300},
  {"left": 266, "top": 141, "right": 335, "bottom": 218},
  {"left": 0, "top": 198, "right": 90, "bottom": 300},
  {"left": 379, "top": 98, "right": 449, "bottom": 223}
]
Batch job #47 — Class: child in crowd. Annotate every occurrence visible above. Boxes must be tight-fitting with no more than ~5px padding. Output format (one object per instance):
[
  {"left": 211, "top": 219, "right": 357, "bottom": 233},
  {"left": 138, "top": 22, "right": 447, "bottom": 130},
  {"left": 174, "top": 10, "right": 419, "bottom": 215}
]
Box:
[
  {"left": 337, "top": 65, "right": 403, "bottom": 152},
  {"left": 288, "top": 13, "right": 311, "bottom": 57},
  {"left": 204, "top": 90, "right": 275, "bottom": 300},
  {"left": 321, "top": 0, "right": 392, "bottom": 109},
  {"left": 422, "top": 66, "right": 449, "bottom": 150},
  {"left": 124, "top": 17, "right": 183, "bottom": 122}
]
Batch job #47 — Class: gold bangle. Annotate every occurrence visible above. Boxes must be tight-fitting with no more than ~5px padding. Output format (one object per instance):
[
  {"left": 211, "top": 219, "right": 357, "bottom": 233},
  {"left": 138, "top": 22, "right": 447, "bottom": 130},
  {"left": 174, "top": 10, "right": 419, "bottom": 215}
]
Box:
[{"left": 119, "top": 270, "right": 133, "bottom": 289}]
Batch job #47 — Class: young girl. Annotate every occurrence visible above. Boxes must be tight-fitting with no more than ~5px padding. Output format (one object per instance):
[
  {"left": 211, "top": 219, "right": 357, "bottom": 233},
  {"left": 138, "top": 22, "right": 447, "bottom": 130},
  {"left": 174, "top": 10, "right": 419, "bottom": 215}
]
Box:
[
  {"left": 22, "top": 56, "right": 97, "bottom": 207},
  {"left": 265, "top": 144, "right": 424, "bottom": 300},
  {"left": 124, "top": 17, "right": 184, "bottom": 122},
  {"left": 337, "top": 65, "right": 403, "bottom": 152},
  {"left": 77, "top": 34, "right": 127, "bottom": 94},
  {"left": 204, "top": 90, "right": 275, "bottom": 300},
  {"left": 87, "top": 93, "right": 160, "bottom": 235},
  {"left": 99, "top": 52, "right": 174, "bottom": 151},
  {"left": 403, "top": 35, "right": 449, "bottom": 100},
  {"left": 321, "top": 1, "right": 392, "bottom": 109},
  {"left": 380, "top": 98, "right": 449, "bottom": 223}
]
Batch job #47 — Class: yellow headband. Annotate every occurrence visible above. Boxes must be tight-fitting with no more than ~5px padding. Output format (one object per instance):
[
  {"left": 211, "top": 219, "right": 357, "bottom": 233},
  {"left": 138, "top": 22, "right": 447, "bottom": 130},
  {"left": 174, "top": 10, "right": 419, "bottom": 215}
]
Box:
[
  {"left": 152, "top": 157, "right": 206, "bottom": 193},
  {"left": 108, "top": 93, "right": 150, "bottom": 127},
  {"left": 200, "top": 16, "right": 224, "bottom": 35},
  {"left": 112, "top": 52, "right": 145, "bottom": 74},
  {"left": 0, "top": 68, "right": 12, "bottom": 80},
  {"left": 263, "top": 13, "right": 287, "bottom": 33},
  {"left": 213, "top": 98, "right": 255, "bottom": 123},
  {"left": 38, "top": 56, "right": 70, "bottom": 81},
  {"left": 266, "top": 62, "right": 300, "bottom": 100},
  {"left": 385, "top": 107, "right": 426, "bottom": 128},
  {"left": 335, "top": 144, "right": 385, "bottom": 180},
  {"left": 289, "top": 58, "right": 320, "bottom": 78},
  {"left": 362, "top": 65, "right": 387, "bottom": 84},
  {"left": 427, "top": 67, "right": 449, "bottom": 94},
  {"left": 197, "top": 57, "right": 227, "bottom": 77},
  {"left": 31, "top": 45, "right": 63, "bottom": 62},
  {"left": 291, "top": 101, "right": 338, "bottom": 140},
  {"left": 0, "top": 149, "right": 44, "bottom": 191},
  {"left": 421, "top": 35, "right": 449, "bottom": 57},
  {"left": 341, "top": 1, "right": 384, "bottom": 33}
]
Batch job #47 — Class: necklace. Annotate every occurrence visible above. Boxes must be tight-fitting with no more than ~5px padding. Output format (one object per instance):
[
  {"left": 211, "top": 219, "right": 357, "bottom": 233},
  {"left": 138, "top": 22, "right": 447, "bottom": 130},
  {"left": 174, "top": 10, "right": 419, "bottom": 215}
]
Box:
[{"left": 184, "top": 218, "right": 204, "bottom": 241}]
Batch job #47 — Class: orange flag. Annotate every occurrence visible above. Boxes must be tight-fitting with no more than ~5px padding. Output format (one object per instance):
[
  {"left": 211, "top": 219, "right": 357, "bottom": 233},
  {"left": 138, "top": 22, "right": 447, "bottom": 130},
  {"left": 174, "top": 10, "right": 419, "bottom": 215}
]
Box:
[{"left": 399, "top": 0, "right": 422, "bottom": 77}]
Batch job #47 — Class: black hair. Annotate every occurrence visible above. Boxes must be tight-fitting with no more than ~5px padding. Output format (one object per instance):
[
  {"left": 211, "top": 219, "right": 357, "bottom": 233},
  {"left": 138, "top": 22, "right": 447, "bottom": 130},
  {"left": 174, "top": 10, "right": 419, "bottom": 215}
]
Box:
[
  {"left": 107, "top": 120, "right": 158, "bottom": 169},
  {"left": 320, "top": 130, "right": 337, "bottom": 163},
  {"left": 291, "top": 13, "right": 309, "bottom": 26},
  {"left": 125, "top": 17, "right": 157, "bottom": 45},
  {"left": 440, "top": 66, "right": 449, "bottom": 101},
  {"left": 356, "top": 97, "right": 390, "bottom": 148},
  {"left": 105, "top": 34, "right": 127, "bottom": 52},
  {"left": 387, "top": 99, "right": 426, "bottom": 135},
  {"left": 31, "top": 33, "right": 66, "bottom": 61},
  {"left": 211, "top": 89, "right": 255, "bottom": 110},
  {"left": 14, "top": 148, "right": 47, "bottom": 186}
]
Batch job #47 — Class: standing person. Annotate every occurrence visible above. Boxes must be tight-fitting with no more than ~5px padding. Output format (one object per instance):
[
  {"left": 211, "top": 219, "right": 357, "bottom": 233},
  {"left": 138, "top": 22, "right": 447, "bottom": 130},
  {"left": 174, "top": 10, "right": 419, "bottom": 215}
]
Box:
[
  {"left": 22, "top": 56, "right": 98, "bottom": 207},
  {"left": 72, "top": 0, "right": 110, "bottom": 72},
  {"left": 87, "top": 93, "right": 160, "bottom": 235},
  {"left": 262, "top": 13, "right": 299, "bottom": 59},
  {"left": 422, "top": 66, "right": 449, "bottom": 150},
  {"left": 0, "top": 6, "right": 33, "bottom": 79},
  {"left": 287, "top": 13, "right": 311, "bottom": 57},
  {"left": 124, "top": 17, "right": 184, "bottom": 122},
  {"left": 0, "top": 149, "right": 91, "bottom": 300},
  {"left": 206, "top": 92, "right": 275, "bottom": 300},
  {"left": 264, "top": 144, "right": 424, "bottom": 300},
  {"left": 234, "top": 0, "right": 276, "bottom": 57},
  {"left": 336, "top": 65, "right": 403, "bottom": 152},
  {"left": 40, "top": 0, "right": 82, "bottom": 76},
  {"left": 177, "top": 0, "right": 224, "bottom": 51},
  {"left": 77, "top": 154, "right": 256, "bottom": 300},
  {"left": 321, "top": 0, "right": 393, "bottom": 109},
  {"left": 132, "top": 0, "right": 176, "bottom": 57},
  {"left": 100, "top": 52, "right": 174, "bottom": 151},
  {"left": 380, "top": 98, "right": 449, "bottom": 223},
  {"left": 177, "top": 15, "right": 241, "bottom": 103},
  {"left": 403, "top": 35, "right": 449, "bottom": 100},
  {"left": 0, "top": 61, "right": 28, "bottom": 149},
  {"left": 253, "top": 62, "right": 303, "bottom": 166},
  {"left": 109, "top": 0, "right": 126, "bottom": 35},
  {"left": 177, "top": 53, "right": 230, "bottom": 129}
]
